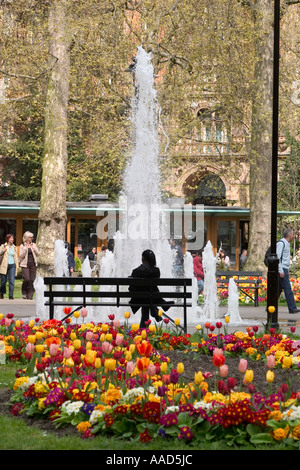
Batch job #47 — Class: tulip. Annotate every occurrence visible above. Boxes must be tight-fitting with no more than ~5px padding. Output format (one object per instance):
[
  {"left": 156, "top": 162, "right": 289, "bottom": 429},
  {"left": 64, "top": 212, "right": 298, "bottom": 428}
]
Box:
[
  {"left": 49, "top": 343, "right": 59, "bottom": 356},
  {"left": 35, "top": 344, "right": 44, "bottom": 354},
  {"left": 162, "top": 374, "right": 171, "bottom": 384},
  {"left": 102, "top": 341, "right": 113, "bottom": 354},
  {"left": 177, "top": 363, "right": 184, "bottom": 374},
  {"left": 267, "top": 355, "right": 276, "bottom": 369},
  {"left": 194, "top": 371, "right": 204, "bottom": 385},
  {"left": 136, "top": 357, "right": 150, "bottom": 371},
  {"left": 160, "top": 362, "right": 168, "bottom": 373},
  {"left": 213, "top": 348, "right": 223, "bottom": 356},
  {"left": 35, "top": 331, "right": 44, "bottom": 341},
  {"left": 124, "top": 351, "right": 132, "bottom": 361},
  {"left": 238, "top": 358, "right": 248, "bottom": 373},
  {"left": 85, "top": 331, "right": 93, "bottom": 341},
  {"left": 147, "top": 364, "right": 156, "bottom": 377},
  {"left": 136, "top": 340, "right": 153, "bottom": 357},
  {"left": 73, "top": 339, "right": 81, "bottom": 350},
  {"left": 94, "top": 358, "right": 101, "bottom": 369},
  {"left": 219, "top": 365, "right": 228, "bottom": 378},
  {"left": 81, "top": 307, "right": 88, "bottom": 318},
  {"left": 212, "top": 354, "right": 225, "bottom": 368},
  {"left": 27, "top": 335, "right": 36, "bottom": 344},
  {"left": 243, "top": 369, "right": 254, "bottom": 384},
  {"left": 115, "top": 334, "right": 123, "bottom": 346},
  {"left": 266, "top": 370, "right": 275, "bottom": 383},
  {"left": 63, "top": 346, "right": 73, "bottom": 359},
  {"left": 126, "top": 361, "right": 135, "bottom": 374},
  {"left": 105, "top": 333, "right": 112, "bottom": 342},
  {"left": 148, "top": 324, "right": 156, "bottom": 332},
  {"left": 174, "top": 318, "right": 180, "bottom": 326},
  {"left": 124, "top": 311, "right": 131, "bottom": 319},
  {"left": 227, "top": 377, "right": 237, "bottom": 389},
  {"left": 28, "top": 319, "right": 35, "bottom": 328},
  {"left": 224, "top": 316, "right": 230, "bottom": 323},
  {"left": 104, "top": 358, "right": 116, "bottom": 371},
  {"left": 216, "top": 322, "right": 222, "bottom": 329},
  {"left": 268, "top": 306, "right": 275, "bottom": 313},
  {"left": 73, "top": 310, "right": 80, "bottom": 319},
  {"left": 26, "top": 343, "right": 34, "bottom": 354},
  {"left": 113, "top": 319, "right": 120, "bottom": 328}
]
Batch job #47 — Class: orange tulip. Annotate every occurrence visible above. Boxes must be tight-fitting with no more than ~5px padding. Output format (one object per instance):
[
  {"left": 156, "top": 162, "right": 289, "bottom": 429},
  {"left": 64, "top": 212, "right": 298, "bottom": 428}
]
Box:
[
  {"left": 136, "top": 340, "right": 153, "bottom": 357},
  {"left": 136, "top": 357, "right": 150, "bottom": 371},
  {"left": 45, "top": 336, "right": 61, "bottom": 348}
]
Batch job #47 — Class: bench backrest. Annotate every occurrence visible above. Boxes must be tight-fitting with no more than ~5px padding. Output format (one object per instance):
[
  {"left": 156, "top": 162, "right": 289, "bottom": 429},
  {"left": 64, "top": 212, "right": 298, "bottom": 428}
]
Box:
[{"left": 216, "top": 271, "right": 262, "bottom": 278}]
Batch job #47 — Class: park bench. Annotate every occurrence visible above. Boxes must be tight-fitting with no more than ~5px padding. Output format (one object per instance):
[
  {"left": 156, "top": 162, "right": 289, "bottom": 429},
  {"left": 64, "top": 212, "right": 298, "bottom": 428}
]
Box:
[
  {"left": 43, "top": 276, "right": 192, "bottom": 333},
  {"left": 216, "top": 271, "right": 263, "bottom": 307}
]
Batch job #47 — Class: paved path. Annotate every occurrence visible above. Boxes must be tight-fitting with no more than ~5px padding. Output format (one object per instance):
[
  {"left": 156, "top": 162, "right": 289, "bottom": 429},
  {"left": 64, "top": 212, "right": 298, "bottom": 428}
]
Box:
[{"left": 1, "top": 298, "right": 300, "bottom": 334}]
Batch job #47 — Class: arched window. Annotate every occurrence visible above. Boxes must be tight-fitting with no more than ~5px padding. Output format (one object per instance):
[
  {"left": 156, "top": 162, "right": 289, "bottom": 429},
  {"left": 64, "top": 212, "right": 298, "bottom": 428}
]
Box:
[{"left": 194, "top": 174, "right": 226, "bottom": 206}]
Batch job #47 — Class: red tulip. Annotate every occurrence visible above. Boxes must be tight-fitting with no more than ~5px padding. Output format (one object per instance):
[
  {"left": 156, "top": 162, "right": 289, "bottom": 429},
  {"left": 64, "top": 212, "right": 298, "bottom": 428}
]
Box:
[{"left": 212, "top": 354, "right": 225, "bottom": 367}]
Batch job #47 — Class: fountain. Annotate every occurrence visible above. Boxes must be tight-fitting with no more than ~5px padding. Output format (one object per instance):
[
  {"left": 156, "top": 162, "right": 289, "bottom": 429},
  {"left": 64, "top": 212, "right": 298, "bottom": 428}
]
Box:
[
  {"left": 198, "top": 241, "right": 220, "bottom": 321},
  {"left": 227, "top": 277, "right": 242, "bottom": 323}
]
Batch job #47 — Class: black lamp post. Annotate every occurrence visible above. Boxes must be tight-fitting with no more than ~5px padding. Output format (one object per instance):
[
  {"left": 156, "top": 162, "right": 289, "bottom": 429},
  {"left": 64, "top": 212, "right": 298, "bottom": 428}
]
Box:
[{"left": 266, "top": 0, "right": 280, "bottom": 329}]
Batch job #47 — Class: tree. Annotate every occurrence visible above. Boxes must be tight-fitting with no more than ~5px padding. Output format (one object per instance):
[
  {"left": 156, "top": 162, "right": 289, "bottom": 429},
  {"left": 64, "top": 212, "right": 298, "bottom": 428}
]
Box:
[{"left": 36, "top": 0, "right": 71, "bottom": 275}]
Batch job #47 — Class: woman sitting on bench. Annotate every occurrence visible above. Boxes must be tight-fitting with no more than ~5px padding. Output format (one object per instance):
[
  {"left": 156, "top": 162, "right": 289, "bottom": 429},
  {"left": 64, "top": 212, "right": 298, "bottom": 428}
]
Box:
[{"left": 129, "top": 249, "right": 173, "bottom": 328}]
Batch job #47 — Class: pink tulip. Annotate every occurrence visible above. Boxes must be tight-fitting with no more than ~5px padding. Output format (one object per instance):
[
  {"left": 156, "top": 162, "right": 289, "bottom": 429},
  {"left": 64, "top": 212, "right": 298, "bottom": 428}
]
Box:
[
  {"left": 81, "top": 308, "right": 88, "bottom": 317},
  {"left": 219, "top": 365, "right": 228, "bottom": 378},
  {"left": 49, "top": 343, "right": 59, "bottom": 356},
  {"left": 238, "top": 358, "right": 248, "bottom": 373},
  {"left": 113, "top": 319, "right": 120, "bottom": 328},
  {"left": 267, "top": 355, "right": 276, "bottom": 369},
  {"left": 213, "top": 348, "right": 224, "bottom": 356},
  {"left": 5, "top": 318, "right": 12, "bottom": 327},
  {"left": 26, "top": 343, "right": 34, "bottom": 354},
  {"left": 63, "top": 347, "right": 73, "bottom": 359},
  {"left": 102, "top": 341, "right": 113, "bottom": 354},
  {"left": 147, "top": 364, "right": 156, "bottom": 377},
  {"left": 126, "top": 361, "right": 135, "bottom": 374},
  {"left": 85, "top": 331, "right": 93, "bottom": 341},
  {"left": 115, "top": 334, "right": 123, "bottom": 346}
]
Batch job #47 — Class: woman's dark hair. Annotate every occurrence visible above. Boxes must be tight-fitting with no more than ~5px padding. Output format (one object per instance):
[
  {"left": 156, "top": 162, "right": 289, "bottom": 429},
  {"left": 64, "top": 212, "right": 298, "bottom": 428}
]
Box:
[
  {"left": 142, "top": 249, "right": 156, "bottom": 267},
  {"left": 5, "top": 234, "right": 14, "bottom": 243}
]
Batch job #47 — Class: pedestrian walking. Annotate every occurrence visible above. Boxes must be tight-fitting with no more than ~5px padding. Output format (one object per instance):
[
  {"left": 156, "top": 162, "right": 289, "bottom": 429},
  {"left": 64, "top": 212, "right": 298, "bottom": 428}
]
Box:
[
  {"left": 0, "top": 234, "right": 19, "bottom": 299},
  {"left": 19, "top": 231, "right": 39, "bottom": 300},
  {"left": 277, "top": 228, "right": 299, "bottom": 314}
]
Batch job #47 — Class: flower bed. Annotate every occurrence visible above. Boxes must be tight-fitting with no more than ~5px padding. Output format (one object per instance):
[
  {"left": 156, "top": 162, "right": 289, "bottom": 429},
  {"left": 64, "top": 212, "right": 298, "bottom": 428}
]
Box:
[
  {"left": 215, "top": 276, "right": 300, "bottom": 304},
  {"left": 1, "top": 311, "right": 300, "bottom": 448}
]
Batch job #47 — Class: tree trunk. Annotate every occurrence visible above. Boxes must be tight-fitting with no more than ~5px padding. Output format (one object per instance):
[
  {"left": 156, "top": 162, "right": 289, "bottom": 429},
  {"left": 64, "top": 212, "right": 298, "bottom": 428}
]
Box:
[
  {"left": 245, "top": 0, "right": 274, "bottom": 273},
  {"left": 36, "top": 0, "right": 70, "bottom": 276}
]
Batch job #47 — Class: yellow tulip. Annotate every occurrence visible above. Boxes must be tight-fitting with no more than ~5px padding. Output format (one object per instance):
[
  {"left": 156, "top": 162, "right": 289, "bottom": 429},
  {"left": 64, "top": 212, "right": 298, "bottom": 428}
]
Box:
[
  {"left": 95, "top": 358, "right": 101, "bottom": 369},
  {"left": 177, "top": 362, "right": 184, "bottom": 374},
  {"left": 194, "top": 371, "right": 204, "bottom": 385},
  {"left": 100, "top": 333, "right": 106, "bottom": 342},
  {"left": 160, "top": 362, "right": 168, "bottom": 373},
  {"left": 129, "top": 344, "right": 135, "bottom": 353},
  {"left": 224, "top": 316, "right": 230, "bottom": 323},
  {"left": 0, "top": 314, "right": 3, "bottom": 320},
  {"left": 195, "top": 324, "right": 202, "bottom": 331},
  {"left": 86, "top": 341, "right": 92, "bottom": 350},
  {"left": 70, "top": 331, "right": 77, "bottom": 341},
  {"left": 105, "top": 333, "right": 112, "bottom": 342},
  {"left": 268, "top": 306, "right": 276, "bottom": 313},
  {"left": 148, "top": 324, "right": 156, "bottom": 332},
  {"left": 15, "top": 320, "right": 21, "bottom": 328},
  {"left": 27, "top": 335, "right": 36, "bottom": 344},
  {"left": 141, "top": 330, "right": 147, "bottom": 339},
  {"left": 104, "top": 358, "right": 116, "bottom": 371},
  {"left": 73, "top": 339, "right": 81, "bottom": 350},
  {"left": 124, "top": 351, "right": 132, "bottom": 361},
  {"left": 73, "top": 310, "right": 80, "bottom": 318},
  {"left": 266, "top": 370, "right": 275, "bottom": 383},
  {"left": 131, "top": 324, "right": 140, "bottom": 332},
  {"left": 124, "top": 311, "right": 131, "bottom": 319},
  {"left": 35, "top": 344, "right": 45, "bottom": 354},
  {"left": 244, "top": 369, "right": 254, "bottom": 383},
  {"left": 101, "top": 324, "right": 109, "bottom": 332},
  {"left": 35, "top": 331, "right": 44, "bottom": 340},
  {"left": 29, "top": 319, "right": 35, "bottom": 328},
  {"left": 158, "top": 309, "right": 163, "bottom": 317},
  {"left": 65, "top": 358, "right": 74, "bottom": 367},
  {"left": 174, "top": 318, "right": 180, "bottom": 326}
]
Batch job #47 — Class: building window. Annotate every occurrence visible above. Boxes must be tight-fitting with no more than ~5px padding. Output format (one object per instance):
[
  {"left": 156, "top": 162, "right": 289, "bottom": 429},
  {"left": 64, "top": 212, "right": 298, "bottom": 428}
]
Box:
[
  {"left": 22, "top": 219, "right": 38, "bottom": 240},
  {"left": 217, "top": 220, "right": 236, "bottom": 266},
  {"left": 0, "top": 218, "right": 16, "bottom": 243},
  {"left": 194, "top": 174, "right": 226, "bottom": 206},
  {"left": 77, "top": 219, "right": 98, "bottom": 261},
  {"left": 197, "top": 109, "right": 229, "bottom": 154}
]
